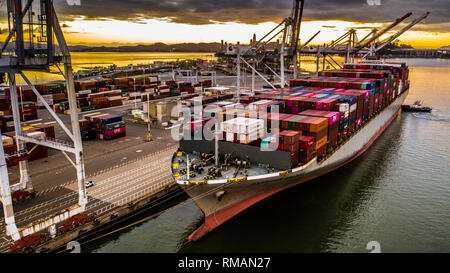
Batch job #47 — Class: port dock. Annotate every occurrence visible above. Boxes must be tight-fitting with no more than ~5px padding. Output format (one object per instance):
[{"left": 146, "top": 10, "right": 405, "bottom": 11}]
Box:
[
  {"left": 0, "top": 67, "right": 275, "bottom": 252},
  {"left": 0, "top": 140, "right": 178, "bottom": 252}
]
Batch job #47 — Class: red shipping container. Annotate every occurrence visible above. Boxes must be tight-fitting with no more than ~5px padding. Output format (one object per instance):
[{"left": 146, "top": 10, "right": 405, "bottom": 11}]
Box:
[
  {"left": 279, "top": 130, "right": 301, "bottom": 145},
  {"left": 299, "top": 136, "right": 315, "bottom": 149},
  {"left": 283, "top": 142, "right": 299, "bottom": 152},
  {"left": 299, "top": 145, "right": 315, "bottom": 163},
  {"left": 291, "top": 151, "right": 299, "bottom": 167},
  {"left": 316, "top": 145, "right": 327, "bottom": 157}
]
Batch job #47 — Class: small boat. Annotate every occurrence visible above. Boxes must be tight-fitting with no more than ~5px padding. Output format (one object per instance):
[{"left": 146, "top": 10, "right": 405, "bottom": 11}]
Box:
[{"left": 402, "top": 100, "right": 432, "bottom": 112}]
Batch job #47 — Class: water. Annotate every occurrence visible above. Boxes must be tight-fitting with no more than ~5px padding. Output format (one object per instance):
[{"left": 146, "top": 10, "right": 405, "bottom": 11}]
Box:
[
  {"left": 16, "top": 52, "right": 216, "bottom": 85},
  {"left": 83, "top": 58, "right": 449, "bottom": 253}
]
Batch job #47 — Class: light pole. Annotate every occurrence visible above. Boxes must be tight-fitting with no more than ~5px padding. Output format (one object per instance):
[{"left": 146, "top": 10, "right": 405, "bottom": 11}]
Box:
[{"left": 146, "top": 93, "right": 152, "bottom": 142}]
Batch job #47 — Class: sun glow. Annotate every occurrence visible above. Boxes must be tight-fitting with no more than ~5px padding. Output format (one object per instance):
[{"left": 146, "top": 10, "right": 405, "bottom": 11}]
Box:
[
  {"left": 59, "top": 18, "right": 448, "bottom": 48},
  {"left": 0, "top": 17, "right": 447, "bottom": 48}
]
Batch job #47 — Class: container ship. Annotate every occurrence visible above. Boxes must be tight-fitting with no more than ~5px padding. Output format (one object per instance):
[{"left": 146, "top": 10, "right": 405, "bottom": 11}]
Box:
[{"left": 171, "top": 61, "right": 410, "bottom": 242}]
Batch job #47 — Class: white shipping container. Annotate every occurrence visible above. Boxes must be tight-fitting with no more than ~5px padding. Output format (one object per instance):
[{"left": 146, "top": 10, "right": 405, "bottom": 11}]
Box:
[
  {"left": 349, "top": 103, "right": 357, "bottom": 112},
  {"left": 222, "top": 118, "right": 235, "bottom": 133},
  {"left": 221, "top": 117, "right": 264, "bottom": 134},
  {"left": 2, "top": 135, "right": 13, "bottom": 146},
  {"left": 338, "top": 103, "right": 350, "bottom": 112},
  {"left": 107, "top": 96, "right": 122, "bottom": 101},
  {"left": 236, "top": 122, "right": 257, "bottom": 134},
  {"left": 222, "top": 119, "right": 237, "bottom": 133},
  {"left": 224, "top": 122, "right": 234, "bottom": 133},
  {"left": 238, "top": 131, "right": 258, "bottom": 144},
  {"left": 215, "top": 101, "right": 232, "bottom": 106},
  {"left": 78, "top": 90, "right": 92, "bottom": 95},
  {"left": 223, "top": 103, "right": 243, "bottom": 110},
  {"left": 226, "top": 132, "right": 234, "bottom": 142},
  {"left": 248, "top": 100, "right": 271, "bottom": 111},
  {"left": 27, "top": 131, "right": 46, "bottom": 140},
  {"left": 37, "top": 95, "right": 53, "bottom": 107},
  {"left": 128, "top": 92, "right": 141, "bottom": 97}
]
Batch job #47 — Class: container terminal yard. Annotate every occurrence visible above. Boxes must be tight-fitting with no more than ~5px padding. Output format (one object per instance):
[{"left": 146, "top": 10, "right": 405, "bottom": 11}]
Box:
[
  {"left": 0, "top": 0, "right": 442, "bottom": 254},
  {"left": 0, "top": 72, "right": 277, "bottom": 253}
]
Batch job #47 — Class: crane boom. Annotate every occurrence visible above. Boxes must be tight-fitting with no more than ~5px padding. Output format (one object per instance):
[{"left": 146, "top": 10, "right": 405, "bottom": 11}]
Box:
[
  {"left": 357, "top": 28, "right": 378, "bottom": 46},
  {"left": 356, "top": 12, "right": 412, "bottom": 51},
  {"left": 301, "top": 30, "right": 320, "bottom": 48},
  {"left": 363, "top": 12, "right": 430, "bottom": 59}
]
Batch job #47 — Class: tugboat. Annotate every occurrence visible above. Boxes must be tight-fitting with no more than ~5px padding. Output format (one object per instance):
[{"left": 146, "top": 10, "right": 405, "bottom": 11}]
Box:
[{"left": 402, "top": 100, "right": 432, "bottom": 112}]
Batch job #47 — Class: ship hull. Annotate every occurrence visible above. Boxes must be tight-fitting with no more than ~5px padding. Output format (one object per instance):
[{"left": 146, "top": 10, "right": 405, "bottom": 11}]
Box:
[{"left": 183, "top": 89, "right": 409, "bottom": 242}]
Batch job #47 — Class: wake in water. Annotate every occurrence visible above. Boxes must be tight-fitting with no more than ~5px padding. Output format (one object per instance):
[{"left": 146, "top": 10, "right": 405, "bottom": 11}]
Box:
[{"left": 411, "top": 109, "right": 450, "bottom": 122}]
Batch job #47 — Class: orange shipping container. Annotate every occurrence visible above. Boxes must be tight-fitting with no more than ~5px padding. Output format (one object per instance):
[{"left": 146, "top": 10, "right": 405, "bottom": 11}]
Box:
[
  {"left": 52, "top": 93, "right": 66, "bottom": 100},
  {"left": 80, "top": 81, "right": 97, "bottom": 90},
  {"left": 309, "top": 117, "right": 328, "bottom": 133},
  {"left": 316, "top": 136, "right": 328, "bottom": 149},
  {"left": 92, "top": 97, "right": 107, "bottom": 103}
]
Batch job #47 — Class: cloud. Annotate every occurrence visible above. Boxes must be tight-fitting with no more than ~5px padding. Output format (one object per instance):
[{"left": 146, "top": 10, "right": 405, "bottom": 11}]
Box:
[{"left": 52, "top": 0, "right": 449, "bottom": 31}]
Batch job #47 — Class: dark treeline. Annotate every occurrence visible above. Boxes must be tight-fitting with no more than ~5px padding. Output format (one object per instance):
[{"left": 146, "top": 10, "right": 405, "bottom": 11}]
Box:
[{"left": 69, "top": 42, "right": 222, "bottom": 52}]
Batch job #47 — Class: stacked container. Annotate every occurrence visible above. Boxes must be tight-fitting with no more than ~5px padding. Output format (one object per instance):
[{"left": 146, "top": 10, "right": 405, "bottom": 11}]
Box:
[
  {"left": 180, "top": 61, "right": 410, "bottom": 169},
  {"left": 299, "top": 110, "right": 340, "bottom": 149},
  {"left": 221, "top": 117, "right": 265, "bottom": 144}
]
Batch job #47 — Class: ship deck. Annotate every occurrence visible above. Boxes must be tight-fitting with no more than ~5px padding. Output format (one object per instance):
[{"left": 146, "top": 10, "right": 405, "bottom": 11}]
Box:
[
  {"left": 171, "top": 151, "right": 281, "bottom": 182},
  {"left": 172, "top": 84, "right": 410, "bottom": 186}
]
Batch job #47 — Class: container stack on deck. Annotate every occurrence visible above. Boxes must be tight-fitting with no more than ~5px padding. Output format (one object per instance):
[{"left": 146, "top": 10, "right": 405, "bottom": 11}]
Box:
[
  {"left": 221, "top": 117, "right": 265, "bottom": 144},
  {"left": 182, "top": 62, "right": 409, "bottom": 169}
]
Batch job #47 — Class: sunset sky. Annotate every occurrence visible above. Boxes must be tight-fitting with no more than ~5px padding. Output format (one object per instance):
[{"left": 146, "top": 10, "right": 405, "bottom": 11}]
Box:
[{"left": 2, "top": 0, "right": 450, "bottom": 48}]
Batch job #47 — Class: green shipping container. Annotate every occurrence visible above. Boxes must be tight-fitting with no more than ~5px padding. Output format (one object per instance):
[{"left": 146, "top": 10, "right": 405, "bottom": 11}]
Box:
[{"left": 288, "top": 115, "right": 306, "bottom": 130}]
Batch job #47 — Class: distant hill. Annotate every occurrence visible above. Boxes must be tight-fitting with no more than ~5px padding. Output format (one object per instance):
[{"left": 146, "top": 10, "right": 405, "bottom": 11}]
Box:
[{"left": 69, "top": 43, "right": 222, "bottom": 53}]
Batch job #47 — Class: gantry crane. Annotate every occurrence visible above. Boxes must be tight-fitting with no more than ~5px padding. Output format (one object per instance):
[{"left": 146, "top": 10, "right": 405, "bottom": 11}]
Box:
[
  {"left": 360, "top": 12, "right": 430, "bottom": 59},
  {"left": 0, "top": 0, "right": 87, "bottom": 241},
  {"left": 302, "top": 11, "right": 429, "bottom": 73},
  {"left": 218, "top": 0, "right": 306, "bottom": 98}
]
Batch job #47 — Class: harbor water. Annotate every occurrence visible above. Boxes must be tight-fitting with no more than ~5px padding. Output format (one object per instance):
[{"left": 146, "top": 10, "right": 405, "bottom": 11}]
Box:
[
  {"left": 17, "top": 52, "right": 216, "bottom": 85},
  {"left": 81, "top": 57, "right": 449, "bottom": 253}
]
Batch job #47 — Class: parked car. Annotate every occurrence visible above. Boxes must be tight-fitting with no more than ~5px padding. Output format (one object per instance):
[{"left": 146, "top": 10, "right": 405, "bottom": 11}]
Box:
[{"left": 85, "top": 181, "right": 94, "bottom": 188}]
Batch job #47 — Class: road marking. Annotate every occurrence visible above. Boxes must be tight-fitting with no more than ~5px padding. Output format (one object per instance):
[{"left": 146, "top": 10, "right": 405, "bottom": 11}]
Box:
[
  {"left": 2, "top": 149, "right": 176, "bottom": 222},
  {"left": 0, "top": 147, "right": 177, "bottom": 236}
]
